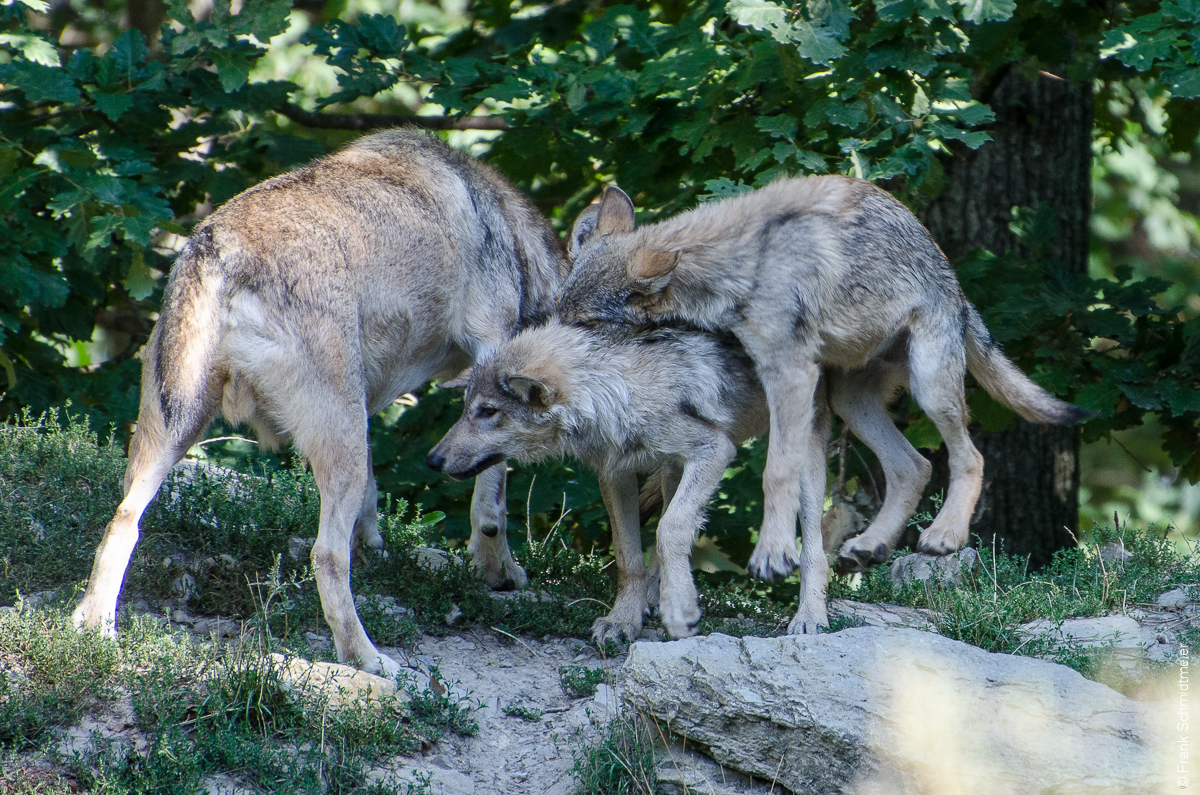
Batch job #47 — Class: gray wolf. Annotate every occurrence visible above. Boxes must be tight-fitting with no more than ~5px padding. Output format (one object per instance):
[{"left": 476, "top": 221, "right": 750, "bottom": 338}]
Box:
[
  {"left": 557, "top": 178, "right": 1088, "bottom": 634},
  {"left": 72, "top": 130, "right": 567, "bottom": 675},
  {"left": 425, "top": 320, "right": 770, "bottom": 641}
]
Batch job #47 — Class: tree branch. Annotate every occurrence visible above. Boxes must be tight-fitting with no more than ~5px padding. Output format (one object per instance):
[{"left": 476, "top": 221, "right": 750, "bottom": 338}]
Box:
[{"left": 276, "top": 104, "right": 511, "bottom": 131}]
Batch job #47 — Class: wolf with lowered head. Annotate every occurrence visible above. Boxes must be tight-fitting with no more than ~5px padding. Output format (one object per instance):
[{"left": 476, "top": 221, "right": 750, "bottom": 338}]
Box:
[
  {"left": 558, "top": 178, "right": 1089, "bottom": 634},
  {"left": 72, "top": 130, "right": 567, "bottom": 676},
  {"left": 427, "top": 320, "right": 770, "bottom": 641}
]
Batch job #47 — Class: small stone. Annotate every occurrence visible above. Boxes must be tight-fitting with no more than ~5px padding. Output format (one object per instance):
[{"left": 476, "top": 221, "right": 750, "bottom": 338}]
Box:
[
  {"left": 270, "top": 654, "right": 409, "bottom": 711},
  {"left": 1158, "top": 588, "right": 1192, "bottom": 607},
  {"left": 413, "top": 547, "right": 458, "bottom": 571},
  {"left": 171, "top": 573, "right": 197, "bottom": 602},
  {"left": 889, "top": 548, "right": 979, "bottom": 588},
  {"left": 288, "top": 536, "right": 313, "bottom": 562},
  {"left": 1099, "top": 542, "right": 1133, "bottom": 566},
  {"left": 171, "top": 609, "right": 195, "bottom": 625}
]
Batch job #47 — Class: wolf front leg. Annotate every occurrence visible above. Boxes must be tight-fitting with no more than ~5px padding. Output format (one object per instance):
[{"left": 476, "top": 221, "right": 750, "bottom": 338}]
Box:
[
  {"left": 657, "top": 439, "right": 738, "bottom": 639},
  {"left": 591, "top": 469, "right": 648, "bottom": 645},
  {"left": 749, "top": 356, "right": 831, "bottom": 634},
  {"left": 466, "top": 462, "right": 527, "bottom": 590}
]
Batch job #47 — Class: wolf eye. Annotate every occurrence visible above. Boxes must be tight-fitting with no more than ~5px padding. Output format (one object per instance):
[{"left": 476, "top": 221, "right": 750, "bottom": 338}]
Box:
[{"left": 476, "top": 405, "right": 499, "bottom": 419}]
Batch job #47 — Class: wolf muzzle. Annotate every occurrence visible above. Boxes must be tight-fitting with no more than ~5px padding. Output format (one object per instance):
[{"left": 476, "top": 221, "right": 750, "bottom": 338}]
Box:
[{"left": 427, "top": 450, "right": 505, "bottom": 482}]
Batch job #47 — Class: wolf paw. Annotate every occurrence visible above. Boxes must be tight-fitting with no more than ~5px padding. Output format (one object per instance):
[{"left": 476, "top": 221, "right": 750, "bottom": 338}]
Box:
[
  {"left": 787, "top": 600, "right": 828, "bottom": 635},
  {"left": 72, "top": 603, "right": 117, "bottom": 638},
  {"left": 835, "top": 537, "right": 891, "bottom": 574},
  {"left": 660, "top": 598, "right": 701, "bottom": 640},
  {"left": 591, "top": 615, "right": 642, "bottom": 645},
  {"left": 358, "top": 650, "right": 401, "bottom": 679},
  {"left": 747, "top": 539, "right": 800, "bottom": 581},
  {"left": 916, "top": 524, "right": 967, "bottom": 557}
]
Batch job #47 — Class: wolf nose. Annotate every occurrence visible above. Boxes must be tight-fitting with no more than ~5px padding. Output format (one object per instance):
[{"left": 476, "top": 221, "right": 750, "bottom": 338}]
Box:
[{"left": 426, "top": 451, "right": 445, "bottom": 472}]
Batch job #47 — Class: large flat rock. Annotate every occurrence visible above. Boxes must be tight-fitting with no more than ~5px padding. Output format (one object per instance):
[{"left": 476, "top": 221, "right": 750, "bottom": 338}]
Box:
[{"left": 621, "top": 627, "right": 1167, "bottom": 794}]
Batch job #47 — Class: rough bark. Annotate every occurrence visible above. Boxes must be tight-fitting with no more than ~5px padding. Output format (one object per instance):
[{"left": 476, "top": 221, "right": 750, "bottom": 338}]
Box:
[{"left": 919, "top": 68, "right": 1093, "bottom": 568}]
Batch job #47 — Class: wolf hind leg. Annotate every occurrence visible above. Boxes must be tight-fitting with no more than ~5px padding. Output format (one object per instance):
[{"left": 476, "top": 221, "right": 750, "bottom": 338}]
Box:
[
  {"left": 644, "top": 460, "right": 682, "bottom": 618},
  {"left": 908, "top": 321, "right": 983, "bottom": 556},
  {"left": 831, "top": 366, "right": 932, "bottom": 572},
  {"left": 301, "top": 401, "right": 400, "bottom": 677},
  {"left": 467, "top": 463, "right": 527, "bottom": 590},
  {"left": 74, "top": 393, "right": 215, "bottom": 636},
  {"left": 351, "top": 444, "right": 383, "bottom": 555}
]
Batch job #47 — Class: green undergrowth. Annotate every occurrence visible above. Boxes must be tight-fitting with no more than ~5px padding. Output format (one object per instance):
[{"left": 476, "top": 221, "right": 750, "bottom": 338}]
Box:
[
  {"left": 0, "top": 410, "right": 615, "bottom": 647},
  {"left": 571, "top": 712, "right": 659, "bottom": 795},
  {"left": 0, "top": 605, "right": 467, "bottom": 794}
]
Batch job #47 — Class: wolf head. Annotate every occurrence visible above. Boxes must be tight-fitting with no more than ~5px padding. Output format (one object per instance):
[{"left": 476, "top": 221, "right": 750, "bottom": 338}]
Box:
[
  {"left": 426, "top": 348, "right": 569, "bottom": 480},
  {"left": 557, "top": 186, "right": 679, "bottom": 326}
]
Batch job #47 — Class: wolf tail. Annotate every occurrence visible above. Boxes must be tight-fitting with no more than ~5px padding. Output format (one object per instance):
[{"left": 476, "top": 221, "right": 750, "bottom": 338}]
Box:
[
  {"left": 963, "top": 304, "right": 1090, "bottom": 425},
  {"left": 139, "top": 229, "right": 226, "bottom": 449},
  {"left": 639, "top": 468, "right": 665, "bottom": 526}
]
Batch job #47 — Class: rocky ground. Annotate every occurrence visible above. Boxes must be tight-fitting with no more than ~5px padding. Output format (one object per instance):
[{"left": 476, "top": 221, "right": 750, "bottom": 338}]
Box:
[{"left": 11, "top": 546, "right": 1197, "bottom": 794}]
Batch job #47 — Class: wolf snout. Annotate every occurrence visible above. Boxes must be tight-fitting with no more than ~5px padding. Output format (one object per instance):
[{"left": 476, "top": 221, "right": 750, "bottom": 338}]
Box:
[{"left": 425, "top": 450, "right": 445, "bottom": 471}]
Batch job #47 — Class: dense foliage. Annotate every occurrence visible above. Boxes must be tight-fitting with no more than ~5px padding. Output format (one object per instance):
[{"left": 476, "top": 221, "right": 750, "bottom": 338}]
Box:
[{"left": 1, "top": 0, "right": 1198, "bottom": 555}]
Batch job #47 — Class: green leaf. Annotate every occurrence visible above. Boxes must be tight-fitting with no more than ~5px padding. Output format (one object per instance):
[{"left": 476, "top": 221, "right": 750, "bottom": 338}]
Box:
[
  {"left": 229, "top": 0, "right": 291, "bottom": 39},
  {"left": 566, "top": 78, "right": 587, "bottom": 111},
  {"left": 85, "top": 86, "right": 134, "bottom": 121},
  {"left": 904, "top": 417, "right": 943, "bottom": 450},
  {"left": 123, "top": 248, "right": 157, "bottom": 300},
  {"left": 1076, "top": 382, "right": 1122, "bottom": 416},
  {"left": 1157, "top": 379, "right": 1200, "bottom": 415},
  {"left": 969, "top": 389, "right": 1016, "bottom": 431},
  {"left": 86, "top": 214, "right": 125, "bottom": 251},
  {"left": 1163, "top": 67, "right": 1200, "bottom": 99},
  {"left": 956, "top": 0, "right": 1016, "bottom": 24},
  {"left": 756, "top": 115, "right": 797, "bottom": 140},
  {"left": 0, "top": 61, "right": 80, "bottom": 103},
  {"left": 209, "top": 49, "right": 251, "bottom": 93},
  {"left": 0, "top": 33, "right": 60, "bottom": 66}
]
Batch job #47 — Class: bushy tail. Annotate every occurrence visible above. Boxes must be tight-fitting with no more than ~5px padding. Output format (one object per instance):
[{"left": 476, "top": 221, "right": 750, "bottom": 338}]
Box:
[
  {"left": 143, "top": 229, "right": 225, "bottom": 446},
  {"left": 964, "top": 304, "right": 1090, "bottom": 425},
  {"left": 639, "top": 468, "right": 664, "bottom": 526}
]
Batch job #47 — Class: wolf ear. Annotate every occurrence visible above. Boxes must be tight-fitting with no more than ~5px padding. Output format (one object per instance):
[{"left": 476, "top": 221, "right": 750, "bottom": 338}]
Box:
[
  {"left": 504, "top": 375, "right": 552, "bottom": 408},
  {"left": 628, "top": 248, "right": 679, "bottom": 294},
  {"left": 569, "top": 204, "right": 602, "bottom": 258},
  {"left": 439, "top": 367, "right": 474, "bottom": 389},
  {"left": 596, "top": 186, "right": 636, "bottom": 236}
]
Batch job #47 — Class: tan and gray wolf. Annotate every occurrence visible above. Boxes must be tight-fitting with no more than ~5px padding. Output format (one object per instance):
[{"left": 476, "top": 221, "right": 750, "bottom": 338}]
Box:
[
  {"left": 558, "top": 178, "right": 1088, "bottom": 634},
  {"left": 426, "top": 320, "right": 770, "bottom": 641},
  {"left": 72, "top": 130, "right": 567, "bottom": 676}
]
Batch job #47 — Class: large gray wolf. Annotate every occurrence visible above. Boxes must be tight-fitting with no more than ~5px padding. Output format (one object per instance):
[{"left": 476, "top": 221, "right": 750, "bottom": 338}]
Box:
[
  {"left": 557, "top": 178, "right": 1088, "bottom": 634},
  {"left": 426, "top": 320, "right": 770, "bottom": 641},
  {"left": 72, "top": 130, "right": 567, "bottom": 676}
]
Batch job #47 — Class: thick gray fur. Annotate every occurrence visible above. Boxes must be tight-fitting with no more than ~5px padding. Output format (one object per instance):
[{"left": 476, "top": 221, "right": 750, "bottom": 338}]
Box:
[
  {"left": 427, "top": 321, "right": 770, "bottom": 642},
  {"left": 73, "top": 130, "right": 567, "bottom": 676},
  {"left": 558, "top": 177, "right": 1089, "bottom": 635}
]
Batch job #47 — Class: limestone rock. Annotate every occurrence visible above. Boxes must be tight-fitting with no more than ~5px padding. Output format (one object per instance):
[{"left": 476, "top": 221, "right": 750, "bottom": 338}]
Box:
[
  {"left": 1157, "top": 587, "right": 1194, "bottom": 607},
  {"left": 827, "top": 599, "right": 938, "bottom": 632},
  {"left": 657, "top": 740, "right": 777, "bottom": 794},
  {"left": 1098, "top": 542, "right": 1133, "bottom": 567},
  {"left": 412, "top": 546, "right": 459, "bottom": 571},
  {"left": 889, "top": 548, "right": 978, "bottom": 588},
  {"left": 1017, "top": 616, "right": 1144, "bottom": 667},
  {"left": 269, "top": 654, "right": 409, "bottom": 711},
  {"left": 621, "top": 628, "right": 1165, "bottom": 795}
]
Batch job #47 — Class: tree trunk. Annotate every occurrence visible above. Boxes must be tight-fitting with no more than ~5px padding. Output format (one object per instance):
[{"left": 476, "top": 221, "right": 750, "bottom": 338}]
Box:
[{"left": 919, "top": 68, "right": 1093, "bottom": 569}]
